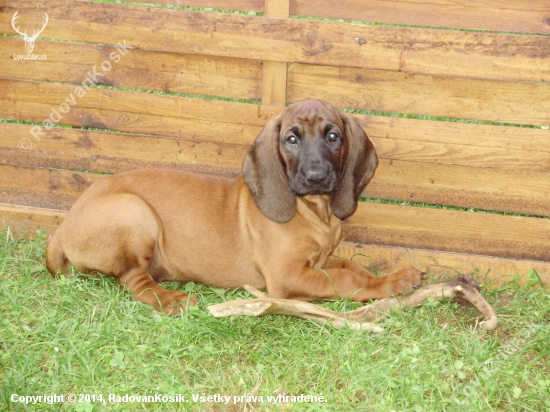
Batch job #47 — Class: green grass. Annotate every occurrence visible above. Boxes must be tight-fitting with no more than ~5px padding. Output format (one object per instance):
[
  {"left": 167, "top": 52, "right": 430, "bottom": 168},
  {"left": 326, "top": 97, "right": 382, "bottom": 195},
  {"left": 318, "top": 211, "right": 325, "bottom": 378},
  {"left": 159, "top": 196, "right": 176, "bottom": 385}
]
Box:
[{"left": 1, "top": 230, "right": 549, "bottom": 411}]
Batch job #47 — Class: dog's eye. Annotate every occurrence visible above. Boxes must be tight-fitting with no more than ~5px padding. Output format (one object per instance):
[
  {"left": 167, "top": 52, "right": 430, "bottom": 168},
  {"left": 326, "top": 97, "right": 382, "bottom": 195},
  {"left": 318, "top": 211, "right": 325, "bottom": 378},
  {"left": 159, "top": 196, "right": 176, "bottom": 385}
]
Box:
[
  {"left": 287, "top": 135, "right": 298, "bottom": 145},
  {"left": 328, "top": 132, "right": 339, "bottom": 142}
]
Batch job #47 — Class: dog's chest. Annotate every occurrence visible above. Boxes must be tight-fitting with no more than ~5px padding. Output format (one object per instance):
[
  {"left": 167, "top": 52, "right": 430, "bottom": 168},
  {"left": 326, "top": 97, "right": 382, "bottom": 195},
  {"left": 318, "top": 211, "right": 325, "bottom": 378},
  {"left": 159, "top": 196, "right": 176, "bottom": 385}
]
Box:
[
  {"left": 295, "top": 196, "right": 342, "bottom": 269},
  {"left": 309, "top": 215, "right": 342, "bottom": 270}
]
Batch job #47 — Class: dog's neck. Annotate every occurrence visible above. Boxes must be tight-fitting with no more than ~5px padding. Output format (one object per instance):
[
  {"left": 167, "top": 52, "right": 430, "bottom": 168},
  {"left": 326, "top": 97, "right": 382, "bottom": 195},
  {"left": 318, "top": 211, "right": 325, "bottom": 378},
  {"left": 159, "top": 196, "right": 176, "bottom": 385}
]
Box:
[{"left": 297, "top": 194, "right": 333, "bottom": 224}]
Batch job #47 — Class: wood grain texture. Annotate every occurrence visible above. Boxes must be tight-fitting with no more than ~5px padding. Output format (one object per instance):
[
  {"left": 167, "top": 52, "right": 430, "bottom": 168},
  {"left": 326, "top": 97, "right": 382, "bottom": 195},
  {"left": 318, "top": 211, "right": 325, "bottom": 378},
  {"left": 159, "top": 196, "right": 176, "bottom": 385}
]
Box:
[
  {"left": 0, "top": 165, "right": 102, "bottom": 210},
  {"left": 0, "top": 204, "right": 65, "bottom": 238},
  {"left": 1, "top": 204, "right": 548, "bottom": 287},
  {"left": 288, "top": 64, "right": 550, "bottom": 125},
  {"left": 265, "top": 0, "right": 290, "bottom": 18},
  {"left": 0, "top": 100, "right": 265, "bottom": 145},
  {"left": 343, "top": 202, "right": 550, "bottom": 262},
  {"left": 261, "top": 0, "right": 290, "bottom": 105},
  {"left": 372, "top": 139, "right": 550, "bottom": 173},
  {"left": 360, "top": 115, "right": 550, "bottom": 155},
  {"left": 366, "top": 159, "right": 550, "bottom": 217},
  {"left": 0, "top": 123, "right": 247, "bottom": 175},
  {"left": 0, "top": 79, "right": 280, "bottom": 144},
  {"left": 1, "top": 1, "right": 548, "bottom": 82},
  {"left": 291, "top": 0, "right": 550, "bottom": 34},
  {"left": 1, "top": 38, "right": 262, "bottom": 100},
  {"left": 261, "top": 61, "right": 288, "bottom": 106}
]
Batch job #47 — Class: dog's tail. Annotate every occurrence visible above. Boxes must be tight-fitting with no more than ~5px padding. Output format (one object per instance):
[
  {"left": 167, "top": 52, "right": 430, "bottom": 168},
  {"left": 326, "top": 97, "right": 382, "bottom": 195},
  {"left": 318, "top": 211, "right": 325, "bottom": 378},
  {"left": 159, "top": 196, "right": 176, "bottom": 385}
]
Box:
[{"left": 46, "top": 228, "right": 68, "bottom": 275}]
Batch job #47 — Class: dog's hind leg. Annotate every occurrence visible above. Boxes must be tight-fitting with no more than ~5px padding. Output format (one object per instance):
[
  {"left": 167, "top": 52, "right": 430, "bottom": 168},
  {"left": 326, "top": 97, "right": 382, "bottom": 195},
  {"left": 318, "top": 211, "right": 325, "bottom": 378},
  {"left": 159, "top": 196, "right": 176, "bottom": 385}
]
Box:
[
  {"left": 120, "top": 268, "right": 198, "bottom": 315},
  {"left": 50, "top": 191, "right": 198, "bottom": 315}
]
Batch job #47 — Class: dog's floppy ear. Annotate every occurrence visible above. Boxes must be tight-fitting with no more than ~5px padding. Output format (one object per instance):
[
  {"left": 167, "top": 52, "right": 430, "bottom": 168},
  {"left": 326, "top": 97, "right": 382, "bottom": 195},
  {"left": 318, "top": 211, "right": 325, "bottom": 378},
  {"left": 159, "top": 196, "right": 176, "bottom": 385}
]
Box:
[
  {"left": 331, "top": 113, "right": 378, "bottom": 220},
  {"left": 243, "top": 116, "right": 297, "bottom": 223}
]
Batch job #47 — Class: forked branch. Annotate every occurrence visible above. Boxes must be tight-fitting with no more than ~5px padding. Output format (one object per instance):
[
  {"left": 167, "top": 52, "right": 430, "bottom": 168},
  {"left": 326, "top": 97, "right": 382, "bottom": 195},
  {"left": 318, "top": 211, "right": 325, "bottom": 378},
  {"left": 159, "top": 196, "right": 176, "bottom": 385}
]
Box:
[{"left": 207, "top": 275, "right": 498, "bottom": 333}]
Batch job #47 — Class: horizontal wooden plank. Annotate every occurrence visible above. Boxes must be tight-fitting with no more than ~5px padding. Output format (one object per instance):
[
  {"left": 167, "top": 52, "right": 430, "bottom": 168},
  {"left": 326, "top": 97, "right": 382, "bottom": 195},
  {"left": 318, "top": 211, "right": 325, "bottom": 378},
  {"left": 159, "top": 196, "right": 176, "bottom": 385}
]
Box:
[
  {"left": 2, "top": 204, "right": 549, "bottom": 288},
  {"left": 0, "top": 79, "right": 272, "bottom": 128},
  {"left": 0, "top": 124, "right": 247, "bottom": 175},
  {"left": 0, "top": 165, "right": 102, "bottom": 210},
  {"left": 0, "top": 100, "right": 265, "bottom": 145},
  {"left": 343, "top": 202, "right": 550, "bottom": 262},
  {"left": 372, "top": 139, "right": 550, "bottom": 174},
  {"left": 288, "top": 64, "right": 550, "bottom": 125},
  {"left": 291, "top": 0, "right": 550, "bottom": 34},
  {"left": 0, "top": 79, "right": 279, "bottom": 144},
  {"left": 360, "top": 115, "right": 550, "bottom": 216},
  {"left": 361, "top": 115, "right": 550, "bottom": 155},
  {"left": 1, "top": 38, "right": 262, "bottom": 101},
  {"left": 366, "top": 159, "right": 550, "bottom": 217},
  {"left": 1, "top": 1, "right": 548, "bottom": 82},
  {"left": 334, "top": 242, "right": 550, "bottom": 288},
  {"left": 0, "top": 204, "right": 65, "bottom": 237}
]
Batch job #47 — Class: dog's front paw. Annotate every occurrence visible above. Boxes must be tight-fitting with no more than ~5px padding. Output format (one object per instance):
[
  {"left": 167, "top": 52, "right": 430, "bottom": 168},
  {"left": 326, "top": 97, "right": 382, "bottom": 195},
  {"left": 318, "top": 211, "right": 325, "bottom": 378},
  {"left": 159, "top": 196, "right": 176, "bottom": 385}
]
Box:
[{"left": 386, "top": 267, "right": 425, "bottom": 296}]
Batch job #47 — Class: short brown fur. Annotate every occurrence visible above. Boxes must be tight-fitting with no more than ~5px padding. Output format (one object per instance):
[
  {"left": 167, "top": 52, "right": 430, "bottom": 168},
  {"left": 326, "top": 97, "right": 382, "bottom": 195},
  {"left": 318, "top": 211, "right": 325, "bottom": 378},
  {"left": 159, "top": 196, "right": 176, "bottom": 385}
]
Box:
[{"left": 46, "top": 99, "right": 422, "bottom": 315}]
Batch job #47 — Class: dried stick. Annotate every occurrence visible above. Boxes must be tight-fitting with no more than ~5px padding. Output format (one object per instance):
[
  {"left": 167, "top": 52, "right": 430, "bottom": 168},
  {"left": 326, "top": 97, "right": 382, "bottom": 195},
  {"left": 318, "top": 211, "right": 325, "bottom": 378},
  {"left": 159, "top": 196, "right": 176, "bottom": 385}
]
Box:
[
  {"left": 207, "top": 275, "right": 498, "bottom": 333},
  {"left": 208, "top": 287, "right": 384, "bottom": 333},
  {"left": 344, "top": 274, "right": 498, "bottom": 330}
]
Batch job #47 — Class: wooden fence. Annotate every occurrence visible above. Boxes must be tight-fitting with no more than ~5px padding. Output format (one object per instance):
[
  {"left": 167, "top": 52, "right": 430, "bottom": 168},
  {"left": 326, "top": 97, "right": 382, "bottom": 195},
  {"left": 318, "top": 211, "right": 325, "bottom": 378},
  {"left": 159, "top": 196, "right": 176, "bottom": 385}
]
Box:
[{"left": 1, "top": 0, "right": 549, "bottom": 286}]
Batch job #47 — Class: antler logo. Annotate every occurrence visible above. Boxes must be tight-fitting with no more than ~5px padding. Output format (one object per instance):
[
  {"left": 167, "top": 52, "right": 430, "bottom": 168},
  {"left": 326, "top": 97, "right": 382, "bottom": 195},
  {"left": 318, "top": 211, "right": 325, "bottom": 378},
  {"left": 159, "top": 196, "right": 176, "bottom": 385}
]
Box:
[{"left": 11, "top": 11, "right": 49, "bottom": 54}]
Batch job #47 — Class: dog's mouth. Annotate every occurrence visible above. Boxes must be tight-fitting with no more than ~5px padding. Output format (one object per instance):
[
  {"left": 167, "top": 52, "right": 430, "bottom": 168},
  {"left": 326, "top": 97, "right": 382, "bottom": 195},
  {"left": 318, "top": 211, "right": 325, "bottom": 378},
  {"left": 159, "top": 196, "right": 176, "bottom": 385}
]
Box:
[{"left": 289, "top": 173, "right": 338, "bottom": 196}]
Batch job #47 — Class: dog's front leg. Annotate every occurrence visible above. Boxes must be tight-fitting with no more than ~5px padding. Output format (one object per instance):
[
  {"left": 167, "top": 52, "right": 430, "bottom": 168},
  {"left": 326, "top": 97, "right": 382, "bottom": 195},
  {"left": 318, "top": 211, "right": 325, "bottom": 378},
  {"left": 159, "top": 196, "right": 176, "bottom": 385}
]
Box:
[
  {"left": 324, "top": 256, "right": 425, "bottom": 300},
  {"left": 265, "top": 258, "right": 424, "bottom": 302}
]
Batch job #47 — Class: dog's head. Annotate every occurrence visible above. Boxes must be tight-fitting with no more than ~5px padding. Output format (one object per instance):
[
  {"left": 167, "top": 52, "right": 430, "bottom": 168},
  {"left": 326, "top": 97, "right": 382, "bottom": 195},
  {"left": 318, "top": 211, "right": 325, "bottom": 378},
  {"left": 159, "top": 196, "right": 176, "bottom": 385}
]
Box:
[{"left": 243, "top": 99, "right": 378, "bottom": 223}]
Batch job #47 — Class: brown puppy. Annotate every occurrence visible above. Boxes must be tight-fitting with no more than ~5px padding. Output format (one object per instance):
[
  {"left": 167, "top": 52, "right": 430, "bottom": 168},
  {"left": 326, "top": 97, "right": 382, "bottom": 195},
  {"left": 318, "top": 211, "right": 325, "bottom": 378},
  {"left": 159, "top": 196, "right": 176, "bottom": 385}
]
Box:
[{"left": 46, "top": 99, "right": 423, "bottom": 314}]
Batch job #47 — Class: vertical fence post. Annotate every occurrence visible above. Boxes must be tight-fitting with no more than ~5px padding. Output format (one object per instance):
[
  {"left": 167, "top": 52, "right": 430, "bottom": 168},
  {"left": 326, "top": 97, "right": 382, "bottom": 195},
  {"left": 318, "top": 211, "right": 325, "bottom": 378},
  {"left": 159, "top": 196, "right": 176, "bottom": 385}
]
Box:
[{"left": 262, "top": 0, "right": 290, "bottom": 106}]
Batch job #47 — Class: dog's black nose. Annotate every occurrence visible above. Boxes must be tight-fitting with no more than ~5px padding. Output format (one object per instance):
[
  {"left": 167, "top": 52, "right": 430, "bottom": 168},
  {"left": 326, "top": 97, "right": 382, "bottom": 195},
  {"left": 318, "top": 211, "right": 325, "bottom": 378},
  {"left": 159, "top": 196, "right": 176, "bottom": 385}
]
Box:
[{"left": 305, "top": 168, "right": 328, "bottom": 184}]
